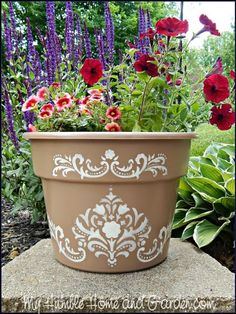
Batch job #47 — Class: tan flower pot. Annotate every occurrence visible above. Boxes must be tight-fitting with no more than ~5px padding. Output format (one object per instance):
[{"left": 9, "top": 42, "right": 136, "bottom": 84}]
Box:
[{"left": 24, "top": 132, "right": 196, "bottom": 273}]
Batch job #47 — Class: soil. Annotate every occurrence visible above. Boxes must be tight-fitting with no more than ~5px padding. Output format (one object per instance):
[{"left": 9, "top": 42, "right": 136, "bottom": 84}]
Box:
[{"left": 1, "top": 197, "right": 234, "bottom": 272}]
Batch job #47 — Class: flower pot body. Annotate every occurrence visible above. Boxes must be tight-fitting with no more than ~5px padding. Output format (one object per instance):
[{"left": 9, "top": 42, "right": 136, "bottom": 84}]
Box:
[{"left": 24, "top": 132, "right": 196, "bottom": 273}]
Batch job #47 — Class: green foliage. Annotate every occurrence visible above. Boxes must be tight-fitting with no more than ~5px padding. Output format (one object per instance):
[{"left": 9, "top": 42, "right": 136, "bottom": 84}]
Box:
[
  {"left": 2, "top": 137, "right": 46, "bottom": 223},
  {"left": 190, "top": 123, "right": 235, "bottom": 156},
  {"left": 173, "top": 142, "right": 235, "bottom": 248}
]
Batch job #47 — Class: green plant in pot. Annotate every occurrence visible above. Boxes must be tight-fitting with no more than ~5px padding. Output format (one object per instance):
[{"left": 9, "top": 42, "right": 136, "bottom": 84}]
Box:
[{"left": 3, "top": 2, "right": 235, "bottom": 273}]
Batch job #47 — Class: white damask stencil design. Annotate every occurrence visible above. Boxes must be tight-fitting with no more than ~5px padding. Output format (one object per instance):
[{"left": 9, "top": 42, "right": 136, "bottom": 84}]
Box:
[
  {"left": 48, "top": 187, "right": 172, "bottom": 267},
  {"left": 52, "top": 149, "right": 167, "bottom": 179}
]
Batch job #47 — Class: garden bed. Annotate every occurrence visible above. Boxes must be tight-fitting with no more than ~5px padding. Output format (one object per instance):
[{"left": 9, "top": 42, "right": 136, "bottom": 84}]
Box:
[{"left": 2, "top": 197, "right": 234, "bottom": 273}]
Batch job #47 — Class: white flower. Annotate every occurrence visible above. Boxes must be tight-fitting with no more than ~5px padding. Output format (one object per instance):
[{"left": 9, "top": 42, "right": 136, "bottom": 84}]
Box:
[
  {"left": 102, "top": 221, "right": 121, "bottom": 239},
  {"left": 105, "top": 149, "right": 115, "bottom": 160}
]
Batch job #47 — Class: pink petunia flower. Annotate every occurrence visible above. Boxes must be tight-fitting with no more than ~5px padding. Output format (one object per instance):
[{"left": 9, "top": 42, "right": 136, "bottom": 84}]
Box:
[
  {"left": 37, "top": 87, "right": 48, "bottom": 100},
  {"left": 38, "top": 110, "right": 53, "bottom": 119},
  {"left": 41, "top": 103, "right": 54, "bottom": 113},
  {"left": 106, "top": 107, "right": 122, "bottom": 120},
  {"left": 105, "top": 122, "right": 121, "bottom": 132},
  {"left": 55, "top": 97, "right": 72, "bottom": 112},
  {"left": 27, "top": 124, "right": 37, "bottom": 132},
  {"left": 22, "top": 95, "right": 40, "bottom": 112}
]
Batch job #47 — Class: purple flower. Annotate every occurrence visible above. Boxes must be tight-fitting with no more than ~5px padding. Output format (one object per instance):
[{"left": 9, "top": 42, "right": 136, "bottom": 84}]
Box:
[
  {"left": 8, "top": 2, "right": 18, "bottom": 53},
  {"left": 46, "top": 1, "right": 57, "bottom": 83},
  {"left": 65, "top": 1, "right": 74, "bottom": 59},
  {"left": 26, "top": 18, "right": 42, "bottom": 84},
  {"left": 4, "top": 89, "right": 19, "bottom": 150},
  {"left": 95, "top": 28, "right": 106, "bottom": 69},
  {"left": 146, "top": 10, "right": 152, "bottom": 29},
  {"left": 74, "top": 15, "right": 83, "bottom": 67},
  {"left": 3, "top": 11, "right": 13, "bottom": 61},
  {"left": 84, "top": 22, "right": 92, "bottom": 58},
  {"left": 104, "top": 2, "right": 115, "bottom": 66}
]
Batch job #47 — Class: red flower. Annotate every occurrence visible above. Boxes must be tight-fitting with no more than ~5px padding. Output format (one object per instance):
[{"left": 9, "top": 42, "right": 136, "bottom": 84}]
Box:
[
  {"left": 230, "top": 70, "right": 235, "bottom": 80},
  {"left": 140, "top": 28, "right": 157, "bottom": 40},
  {"left": 210, "top": 104, "right": 235, "bottom": 130},
  {"left": 127, "top": 42, "right": 137, "bottom": 49},
  {"left": 105, "top": 122, "right": 121, "bottom": 132},
  {"left": 80, "top": 58, "right": 103, "bottom": 86},
  {"left": 203, "top": 74, "right": 230, "bottom": 103},
  {"left": 27, "top": 124, "right": 37, "bottom": 132},
  {"left": 22, "top": 95, "right": 40, "bottom": 112},
  {"left": 41, "top": 103, "right": 54, "bottom": 113},
  {"left": 76, "top": 96, "right": 90, "bottom": 105},
  {"left": 134, "top": 54, "right": 158, "bottom": 77},
  {"left": 106, "top": 106, "right": 122, "bottom": 120},
  {"left": 199, "top": 14, "right": 220, "bottom": 36},
  {"left": 51, "top": 82, "right": 61, "bottom": 89},
  {"left": 206, "top": 57, "right": 223, "bottom": 78},
  {"left": 155, "top": 17, "right": 188, "bottom": 37},
  {"left": 37, "top": 87, "right": 48, "bottom": 100},
  {"left": 38, "top": 110, "right": 53, "bottom": 119},
  {"left": 55, "top": 97, "right": 72, "bottom": 112}
]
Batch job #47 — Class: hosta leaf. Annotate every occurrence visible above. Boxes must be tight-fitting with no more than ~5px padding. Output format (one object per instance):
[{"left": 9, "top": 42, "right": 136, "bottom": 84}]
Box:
[
  {"left": 186, "top": 177, "right": 225, "bottom": 202},
  {"left": 200, "top": 163, "right": 224, "bottom": 182},
  {"left": 184, "top": 207, "right": 214, "bottom": 223},
  {"left": 172, "top": 209, "right": 188, "bottom": 229},
  {"left": 192, "top": 192, "right": 208, "bottom": 208},
  {"left": 181, "top": 221, "right": 198, "bottom": 240},
  {"left": 217, "top": 157, "right": 232, "bottom": 171},
  {"left": 213, "top": 197, "right": 235, "bottom": 218},
  {"left": 222, "top": 171, "right": 233, "bottom": 182},
  {"left": 225, "top": 178, "right": 235, "bottom": 195},
  {"left": 193, "top": 219, "right": 230, "bottom": 248},
  {"left": 176, "top": 200, "right": 188, "bottom": 209}
]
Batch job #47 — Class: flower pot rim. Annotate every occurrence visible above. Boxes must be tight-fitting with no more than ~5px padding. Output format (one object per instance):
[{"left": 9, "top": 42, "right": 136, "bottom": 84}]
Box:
[{"left": 23, "top": 132, "right": 197, "bottom": 140}]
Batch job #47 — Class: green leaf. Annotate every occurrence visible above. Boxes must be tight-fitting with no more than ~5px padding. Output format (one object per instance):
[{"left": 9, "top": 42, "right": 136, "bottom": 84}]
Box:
[
  {"left": 192, "top": 192, "right": 207, "bottom": 207},
  {"left": 186, "top": 177, "right": 225, "bottom": 202},
  {"left": 225, "top": 178, "right": 235, "bottom": 195},
  {"left": 172, "top": 209, "right": 188, "bottom": 229},
  {"left": 132, "top": 121, "right": 141, "bottom": 132},
  {"left": 180, "top": 107, "right": 188, "bottom": 121},
  {"left": 200, "top": 163, "right": 224, "bottom": 182},
  {"left": 193, "top": 219, "right": 230, "bottom": 248},
  {"left": 213, "top": 197, "right": 235, "bottom": 217},
  {"left": 181, "top": 221, "right": 198, "bottom": 240},
  {"left": 131, "top": 90, "right": 142, "bottom": 97},
  {"left": 29, "top": 71, "right": 35, "bottom": 80},
  {"left": 184, "top": 207, "right": 214, "bottom": 223}
]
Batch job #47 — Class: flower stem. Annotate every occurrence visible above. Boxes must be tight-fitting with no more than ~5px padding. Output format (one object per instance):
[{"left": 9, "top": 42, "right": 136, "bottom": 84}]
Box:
[{"left": 138, "top": 77, "right": 152, "bottom": 123}]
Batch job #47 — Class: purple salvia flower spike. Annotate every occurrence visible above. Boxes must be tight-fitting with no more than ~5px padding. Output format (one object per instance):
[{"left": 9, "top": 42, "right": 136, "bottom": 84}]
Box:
[
  {"left": 8, "top": 1, "right": 18, "bottom": 53},
  {"left": 65, "top": 1, "right": 74, "bottom": 61},
  {"left": 146, "top": 10, "right": 152, "bottom": 29},
  {"left": 84, "top": 22, "right": 92, "bottom": 58},
  {"left": 3, "top": 11, "right": 13, "bottom": 61},
  {"left": 104, "top": 2, "right": 115, "bottom": 66},
  {"left": 94, "top": 28, "right": 106, "bottom": 69}
]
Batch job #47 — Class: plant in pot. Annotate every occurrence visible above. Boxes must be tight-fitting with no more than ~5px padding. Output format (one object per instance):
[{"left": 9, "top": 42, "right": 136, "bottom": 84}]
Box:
[{"left": 18, "top": 9, "right": 235, "bottom": 273}]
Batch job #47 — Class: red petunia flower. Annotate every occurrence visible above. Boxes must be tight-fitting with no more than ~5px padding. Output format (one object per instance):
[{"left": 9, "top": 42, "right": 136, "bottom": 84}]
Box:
[
  {"left": 140, "top": 28, "right": 157, "bottom": 40},
  {"left": 37, "top": 87, "right": 48, "bottom": 100},
  {"left": 41, "top": 103, "right": 54, "bottom": 113},
  {"left": 203, "top": 74, "right": 230, "bottom": 103},
  {"left": 80, "top": 58, "right": 103, "bottom": 86},
  {"left": 76, "top": 96, "right": 90, "bottom": 106},
  {"left": 199, "top": 14, "right": 220, "bottom": 36},
  {"left": 55, "top": 97, "right": 72, "bottom": 112},
  {"left": 27, "top": 124, "right": 37, "bottom": 132},
  {"left": 134, "top": 54, "right": 158, "bottom": 77},
  {"left": 210, "top": 104, "right": 235, "bottom": 130},
  {"left": 155, "top": 17, "right": 188, "bottom": 37},
  {"left": 206, "top": 57, "right": 223, "bottom": 78},
  {"left": 38, "top": 110, "right": 53, "bottom": 119},
  {"left": 105, "top": 122, "right": 121, "bottom": 132},
  {"left": 127, "top": 42, "right": 137, "bottom": 49},
  {"left": 51, "top": 82, "right": 61, "bottom": 89},
  {"left": 78, "top": 105, "right": 93, "bottom": 116},
  {"left": 22, "top": 95, "right": 40, "bottom": 112},
  {"left": 106, "top": 106, "right": 122, "bottom": 120},
  {"left": 230, "top": 70, "right": 235, "bottom": 80}
]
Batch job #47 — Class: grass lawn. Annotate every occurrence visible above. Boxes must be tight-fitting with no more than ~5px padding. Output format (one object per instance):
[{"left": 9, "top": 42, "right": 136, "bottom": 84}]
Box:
[{"left": 190, "top": 123, "right": 235, "bottom": 156}]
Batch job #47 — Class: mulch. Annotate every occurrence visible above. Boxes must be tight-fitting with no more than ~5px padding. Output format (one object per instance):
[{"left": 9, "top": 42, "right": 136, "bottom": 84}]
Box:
[{"left": 1, "top": 197, "right": 234, "bottom": 272}]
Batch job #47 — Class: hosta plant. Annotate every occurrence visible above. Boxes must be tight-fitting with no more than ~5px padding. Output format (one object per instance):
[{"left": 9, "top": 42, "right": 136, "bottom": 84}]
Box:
[{"left": 173, "top": 142, "right": 235, "bottom": 248}]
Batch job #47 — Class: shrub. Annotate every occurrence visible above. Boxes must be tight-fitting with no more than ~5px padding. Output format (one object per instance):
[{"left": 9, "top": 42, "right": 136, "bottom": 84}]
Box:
[{"left": 173, "top": 142, "right": 235, "bottom": 248}]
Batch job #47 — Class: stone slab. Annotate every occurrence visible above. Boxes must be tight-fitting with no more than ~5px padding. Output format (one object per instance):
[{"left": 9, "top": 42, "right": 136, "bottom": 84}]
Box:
[{"left": 2, "top": 238, "right": 234, "bottom": 313}]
